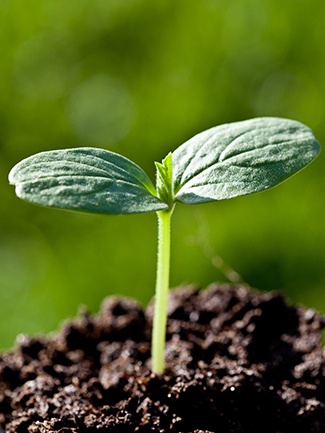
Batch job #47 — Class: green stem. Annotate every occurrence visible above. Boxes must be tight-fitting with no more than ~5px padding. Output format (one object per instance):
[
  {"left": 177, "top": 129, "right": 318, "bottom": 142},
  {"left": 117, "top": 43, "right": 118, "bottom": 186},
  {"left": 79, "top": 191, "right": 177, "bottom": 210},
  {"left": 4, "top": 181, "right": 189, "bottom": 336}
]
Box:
[{"left": 152, "top": 209, "right": 172, "bottom": 373}]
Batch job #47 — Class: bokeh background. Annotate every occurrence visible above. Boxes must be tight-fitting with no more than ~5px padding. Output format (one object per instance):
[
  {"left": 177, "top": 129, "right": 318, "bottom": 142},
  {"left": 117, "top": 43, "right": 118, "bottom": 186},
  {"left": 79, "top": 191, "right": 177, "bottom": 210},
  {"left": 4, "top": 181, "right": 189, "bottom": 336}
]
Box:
[{"left": 0, "top": 0, "right": 324, "bottom": 349}]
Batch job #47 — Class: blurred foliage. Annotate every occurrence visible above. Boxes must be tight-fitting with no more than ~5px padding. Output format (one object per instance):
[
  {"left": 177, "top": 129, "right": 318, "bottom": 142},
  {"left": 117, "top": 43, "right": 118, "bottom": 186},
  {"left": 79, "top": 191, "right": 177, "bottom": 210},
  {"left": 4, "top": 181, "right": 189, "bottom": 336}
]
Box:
[{"left": 0, "top": 0, "right": 324, "bottom": 349}]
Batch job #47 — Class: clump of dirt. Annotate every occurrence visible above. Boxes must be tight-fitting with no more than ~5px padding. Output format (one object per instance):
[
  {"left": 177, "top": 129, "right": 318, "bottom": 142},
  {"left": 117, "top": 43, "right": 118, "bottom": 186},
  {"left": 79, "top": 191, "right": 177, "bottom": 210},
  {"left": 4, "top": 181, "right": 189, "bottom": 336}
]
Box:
[{"left": 0, "top": 285, "right": 325, "bottom": 432}]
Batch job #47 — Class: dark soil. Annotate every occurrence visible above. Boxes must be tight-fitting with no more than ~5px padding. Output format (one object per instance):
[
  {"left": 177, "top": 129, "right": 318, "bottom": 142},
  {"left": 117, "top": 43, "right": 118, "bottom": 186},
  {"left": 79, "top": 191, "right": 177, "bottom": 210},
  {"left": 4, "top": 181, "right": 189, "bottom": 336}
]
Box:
[{"left": 1, "top": 285, "right": 325, "bottom": 432}]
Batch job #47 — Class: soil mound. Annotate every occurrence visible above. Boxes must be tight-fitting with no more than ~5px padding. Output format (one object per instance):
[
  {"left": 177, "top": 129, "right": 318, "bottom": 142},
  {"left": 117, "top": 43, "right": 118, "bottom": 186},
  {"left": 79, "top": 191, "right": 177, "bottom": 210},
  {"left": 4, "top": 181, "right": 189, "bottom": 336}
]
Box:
[{"left": 1, "top": 285, "right": 325, "bottom": 432}]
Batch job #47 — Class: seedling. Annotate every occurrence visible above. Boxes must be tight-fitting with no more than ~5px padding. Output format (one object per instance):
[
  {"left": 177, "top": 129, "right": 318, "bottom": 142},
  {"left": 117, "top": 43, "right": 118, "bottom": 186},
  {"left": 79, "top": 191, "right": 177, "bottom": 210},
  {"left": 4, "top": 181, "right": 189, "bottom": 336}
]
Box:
[{"left": 9, "top": 117, "right": 320, "bottom": 373}]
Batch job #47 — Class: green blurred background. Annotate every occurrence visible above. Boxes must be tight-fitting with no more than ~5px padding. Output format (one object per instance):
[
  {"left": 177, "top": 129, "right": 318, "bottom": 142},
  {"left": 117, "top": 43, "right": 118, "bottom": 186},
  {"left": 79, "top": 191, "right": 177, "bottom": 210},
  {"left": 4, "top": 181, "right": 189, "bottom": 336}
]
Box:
[{"left": 0, "top": 0, "right": 324, "bottom": 349}]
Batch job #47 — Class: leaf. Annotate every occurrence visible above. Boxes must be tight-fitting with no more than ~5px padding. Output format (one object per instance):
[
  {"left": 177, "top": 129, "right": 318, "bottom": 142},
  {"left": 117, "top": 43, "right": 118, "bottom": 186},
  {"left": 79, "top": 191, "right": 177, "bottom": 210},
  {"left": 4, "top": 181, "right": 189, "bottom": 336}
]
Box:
[
  {"left": 172, "top": 117, "right": 321, "bottom": 205},
  {"left": 155, "top": 152, "right": 173, "bottom": 209},
  {"left": 9, "top": 147, "right": 168, "bottom": 214}
]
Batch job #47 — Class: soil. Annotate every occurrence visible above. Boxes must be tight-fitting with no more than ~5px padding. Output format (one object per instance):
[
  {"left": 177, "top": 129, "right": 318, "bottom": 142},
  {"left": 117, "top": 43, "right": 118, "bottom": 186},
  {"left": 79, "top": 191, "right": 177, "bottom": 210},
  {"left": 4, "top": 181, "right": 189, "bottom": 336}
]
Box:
[{"left": 0, "top": 284, "right": 325, "bottom": 432}]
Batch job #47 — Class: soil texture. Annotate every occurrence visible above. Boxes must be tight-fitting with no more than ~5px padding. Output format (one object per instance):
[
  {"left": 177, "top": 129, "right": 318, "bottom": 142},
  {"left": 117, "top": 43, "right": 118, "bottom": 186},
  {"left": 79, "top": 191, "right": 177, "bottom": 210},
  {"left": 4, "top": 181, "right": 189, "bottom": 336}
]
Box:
[{"left": 1, "top": 284, "right": 325, "bottom": 432}]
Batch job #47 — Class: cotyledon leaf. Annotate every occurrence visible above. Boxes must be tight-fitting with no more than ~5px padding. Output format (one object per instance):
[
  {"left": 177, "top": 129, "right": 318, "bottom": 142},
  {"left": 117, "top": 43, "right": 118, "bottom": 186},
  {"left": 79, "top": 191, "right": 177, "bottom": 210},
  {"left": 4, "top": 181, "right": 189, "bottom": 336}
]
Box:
[
  {"left": 172, "top": 117, "right": 321, "bottom": 205},
  {"left": 9, "top": 147, "right": 168, "bottom": 214}
]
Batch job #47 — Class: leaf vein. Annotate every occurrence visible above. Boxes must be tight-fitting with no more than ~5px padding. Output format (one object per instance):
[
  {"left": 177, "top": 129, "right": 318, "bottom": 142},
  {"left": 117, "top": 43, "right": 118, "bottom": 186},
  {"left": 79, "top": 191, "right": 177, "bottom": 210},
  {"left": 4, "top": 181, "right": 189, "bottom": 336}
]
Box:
[
  {"left": 20, "top": 175, "right": 154, "bottom": 197},
  {"left": 178, "top": 140, "right": 299, "bottom": 193}
]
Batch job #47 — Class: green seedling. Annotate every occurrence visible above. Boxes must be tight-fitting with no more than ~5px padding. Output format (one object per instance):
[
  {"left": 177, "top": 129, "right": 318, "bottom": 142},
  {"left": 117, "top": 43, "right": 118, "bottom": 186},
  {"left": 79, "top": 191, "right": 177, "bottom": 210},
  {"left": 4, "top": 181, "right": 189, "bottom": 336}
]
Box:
[{"left": 9, "top": 117, "right": 320, "bottom": 373}]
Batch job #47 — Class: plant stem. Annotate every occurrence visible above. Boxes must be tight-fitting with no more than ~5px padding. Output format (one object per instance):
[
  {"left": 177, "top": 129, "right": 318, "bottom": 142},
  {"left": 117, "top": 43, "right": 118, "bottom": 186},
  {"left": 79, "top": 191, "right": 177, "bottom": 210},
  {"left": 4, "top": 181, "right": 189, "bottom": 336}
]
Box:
[{"left": 152, "top": 209, "right": 173, "bottom": 373}]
